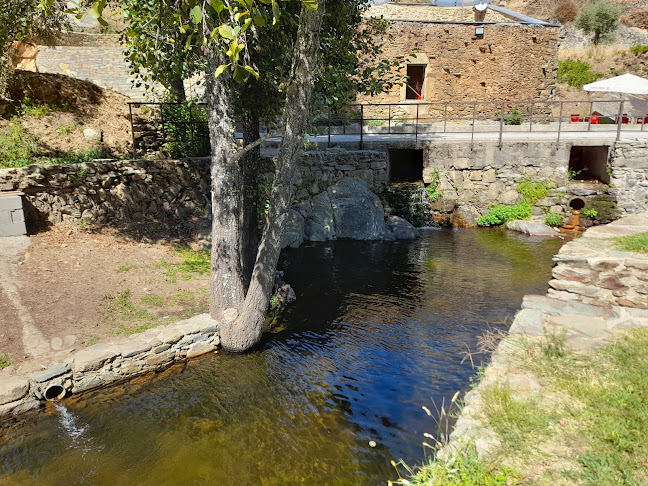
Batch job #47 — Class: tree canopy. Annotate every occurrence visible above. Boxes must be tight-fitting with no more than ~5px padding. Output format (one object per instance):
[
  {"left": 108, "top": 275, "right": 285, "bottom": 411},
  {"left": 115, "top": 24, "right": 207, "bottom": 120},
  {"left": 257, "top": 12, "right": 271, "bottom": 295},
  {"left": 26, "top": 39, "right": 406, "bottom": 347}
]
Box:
[{"left": 575, "top": 0, "right": 623, "bottom": 45}]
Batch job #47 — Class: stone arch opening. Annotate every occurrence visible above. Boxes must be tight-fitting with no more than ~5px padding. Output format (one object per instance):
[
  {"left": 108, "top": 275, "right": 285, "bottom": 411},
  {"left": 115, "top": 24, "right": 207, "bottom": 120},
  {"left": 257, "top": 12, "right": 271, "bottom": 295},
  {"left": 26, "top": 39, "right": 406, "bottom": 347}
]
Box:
[
  {"left": 388, "top": 149, "right": 424, "bottom": 183},
  {"left": 569, "top": 198, "right": 585, "bottom": 210},
  {"left": 568, "top": 146, "right": 610, "bottom": 184}
]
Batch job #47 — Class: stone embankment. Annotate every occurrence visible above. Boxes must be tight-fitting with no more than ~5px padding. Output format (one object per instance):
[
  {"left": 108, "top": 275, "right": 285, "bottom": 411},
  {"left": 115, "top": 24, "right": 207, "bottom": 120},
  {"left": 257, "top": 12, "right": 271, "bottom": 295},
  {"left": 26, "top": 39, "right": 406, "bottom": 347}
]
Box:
[
  {"left": 444, "top": 212, "right": 648, "bottom": 457},
  {"left": 0, "top": 314, "right": 220, "bottom": 420}
]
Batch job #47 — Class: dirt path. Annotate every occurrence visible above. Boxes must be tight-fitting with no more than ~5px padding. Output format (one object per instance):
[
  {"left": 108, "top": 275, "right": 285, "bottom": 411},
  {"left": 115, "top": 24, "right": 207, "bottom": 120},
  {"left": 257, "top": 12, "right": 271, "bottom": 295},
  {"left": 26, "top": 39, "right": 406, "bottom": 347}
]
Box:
[{"left": 0, "top": 222, "right": 210, "bottom": 365}]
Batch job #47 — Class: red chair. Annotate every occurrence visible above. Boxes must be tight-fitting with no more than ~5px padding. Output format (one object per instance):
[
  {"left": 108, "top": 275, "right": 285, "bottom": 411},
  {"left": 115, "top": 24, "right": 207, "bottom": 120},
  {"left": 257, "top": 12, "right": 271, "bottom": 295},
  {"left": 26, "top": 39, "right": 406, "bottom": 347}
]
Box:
[
  {"left": 570, "top": 114, "right": 582, "bottom": 122},
  {"left": 590, "top": 113, "right": 600, "bottom": 124}
]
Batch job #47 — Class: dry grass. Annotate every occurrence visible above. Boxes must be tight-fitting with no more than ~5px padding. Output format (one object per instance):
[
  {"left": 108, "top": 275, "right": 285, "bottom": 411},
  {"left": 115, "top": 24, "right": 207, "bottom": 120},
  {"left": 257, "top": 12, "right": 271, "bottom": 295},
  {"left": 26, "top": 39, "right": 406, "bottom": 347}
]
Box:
[{"left": 559, "top": 44, "right": 627, "bottom": 61}]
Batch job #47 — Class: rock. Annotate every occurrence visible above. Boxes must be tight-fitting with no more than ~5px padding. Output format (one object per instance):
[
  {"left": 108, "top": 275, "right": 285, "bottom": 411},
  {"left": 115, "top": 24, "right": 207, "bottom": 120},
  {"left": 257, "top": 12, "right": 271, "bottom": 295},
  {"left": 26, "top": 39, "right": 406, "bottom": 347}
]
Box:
[
  {"left": 386, "top": 216, "right": 419, "bottom": 240},
  {"left": 452, "top": 204, "right": 481, "bottom": 227},
  {"left": 327, "top": 178, "right": 390, "bottom": 240},
  {"left": 498, "top": 190, "right": 522, "bottom": 205},
  {"left": 156, "top": 328, "right": 184, "bottom": 345},
  {"left": 145, "top": 349, "right": 176, "bottom": 366},
  {"left": 505, "top": 220, "right": 559, "bottom": 236},
  {"left": 28, "top": 363, "right": 71, "bottom": 383},
  {"left": 73, "top": 344, "right": 120, "bottom": 372},
  {"left": 0, "top": 375, "right": 30, "bottom": 405},
  {"left": 280, "top": 209, "right": 304, "bottom": 249},
  {"left": 83, "top": 128, "right": 103, "bottom": 143},
  {"left": 187, "top": 341, "right": 216, "bottom": 359},
  {"left": 119, "top": 341, "right": 152, "bottom": 358}
]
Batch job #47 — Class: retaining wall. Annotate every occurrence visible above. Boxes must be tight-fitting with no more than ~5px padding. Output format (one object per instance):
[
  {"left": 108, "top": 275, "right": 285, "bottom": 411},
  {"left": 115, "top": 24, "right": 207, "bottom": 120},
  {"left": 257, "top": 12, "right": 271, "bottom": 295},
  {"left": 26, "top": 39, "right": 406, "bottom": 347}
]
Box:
[{"left": 0, "top": 314, "right": 220, "bottom": 419}]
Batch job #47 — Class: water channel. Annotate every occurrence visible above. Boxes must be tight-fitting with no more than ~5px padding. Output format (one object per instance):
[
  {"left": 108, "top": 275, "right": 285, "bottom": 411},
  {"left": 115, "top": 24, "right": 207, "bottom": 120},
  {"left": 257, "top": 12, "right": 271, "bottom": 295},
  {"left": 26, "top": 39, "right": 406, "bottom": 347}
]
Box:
[{"left": 0, "top": 228, "right": 563, "bottom": 485}]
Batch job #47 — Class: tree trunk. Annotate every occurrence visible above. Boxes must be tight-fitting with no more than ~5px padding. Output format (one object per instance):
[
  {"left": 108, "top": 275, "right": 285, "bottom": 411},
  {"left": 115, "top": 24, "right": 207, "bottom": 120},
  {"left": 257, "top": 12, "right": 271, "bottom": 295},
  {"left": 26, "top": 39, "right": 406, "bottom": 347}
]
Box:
[
  {"left": 219, "top": 0, "right": 327, "bottom": 352},
  {"left": 207, "top": 56, "right": 246, "bottom": 320},
  {"left": 240, "top": 115, "right": 261, "bottom": 289},
  {"left": 169, "top": 76, "right": 186, "bottom": 103}
]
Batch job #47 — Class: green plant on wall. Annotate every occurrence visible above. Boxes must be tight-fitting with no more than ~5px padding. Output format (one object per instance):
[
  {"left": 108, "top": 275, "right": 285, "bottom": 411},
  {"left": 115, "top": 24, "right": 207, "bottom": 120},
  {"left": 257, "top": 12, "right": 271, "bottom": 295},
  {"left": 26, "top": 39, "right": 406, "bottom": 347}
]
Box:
[
  {"left": 425, "top": 169, "right": 442, "bottom": 202},
  {"left": 558, "top": 59, "right": 603, "bottom": 88},
  {"left": 517, "top": 180, "right": 552, "bottom": 204},
  {"left": 582, "top": 208, "right": 598, "bottom": 218}
]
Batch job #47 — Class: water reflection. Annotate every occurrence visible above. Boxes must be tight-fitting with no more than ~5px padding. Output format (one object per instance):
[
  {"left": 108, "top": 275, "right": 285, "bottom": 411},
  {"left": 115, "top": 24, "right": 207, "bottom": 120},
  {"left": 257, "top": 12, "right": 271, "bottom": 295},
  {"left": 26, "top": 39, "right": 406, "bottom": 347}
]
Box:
[{"left": 0, "top": 228, "right": 562, "bottom": 485}]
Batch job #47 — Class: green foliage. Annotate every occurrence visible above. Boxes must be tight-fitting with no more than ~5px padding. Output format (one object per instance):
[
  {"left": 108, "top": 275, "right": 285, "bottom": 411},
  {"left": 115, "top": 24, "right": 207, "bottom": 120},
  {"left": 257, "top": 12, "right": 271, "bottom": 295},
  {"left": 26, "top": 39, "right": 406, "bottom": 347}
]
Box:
[
  {"left": 581, "top": 208, "right": 598, "bottom": 218},
  {"left": 425, "top": 169, "right": 441, "bottom": 202},
  {"left": 504, "top": 105, "right": 523, "bottom": 126},
  {"left": 160, "top": 103, "right": 211, "bottom": 158},
  {"left": 545, "top": 213, "right": 563, "bottom": 227},
  {"left": 558, "top": 59, "right": 603, "bottom": 88},
  {"left": 0, "top": 122, "right": 39, "bottom": 168},
  {"left": 156, "top": 246, "right": 211, "bottom": 283},
  {"left": 575, "top": 0, "right": 623, "bottom": 45},
  {"left": 630, "top": 44, "right": 648, "bottom": 55},
  {"left": 0, "top": 354, "right": 13, "bottom": 369},
  {"left": 19, "top": 97, "right": 55, "bottom": 117},
  {"left": 477, "top": 203, "right": 531, "bottom": 227},
  {"left": 614, "top": 232, "right": 648, "bottom": 254},
  {"left": 46, "top": 148, "right": 111, "bottom": 165},
  {"left": 390, "top": 449, "right": 520, "bottom": 486},
  {"left": 516, "top": 179, "right": 552, "bottom": 204},
  {"left": 269, "top": 296, "right": 281, "bottom": 309},
  {"left": 568, "top": 167, "right": 584, "bottom": 180}
]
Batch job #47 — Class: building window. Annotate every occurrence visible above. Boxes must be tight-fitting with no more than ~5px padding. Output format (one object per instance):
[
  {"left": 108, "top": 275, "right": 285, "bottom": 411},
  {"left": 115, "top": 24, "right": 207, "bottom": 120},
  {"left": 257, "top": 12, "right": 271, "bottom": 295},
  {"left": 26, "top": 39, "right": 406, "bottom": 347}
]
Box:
[{"left": 406, "top": 65, "right": 426, "bottom": 100}]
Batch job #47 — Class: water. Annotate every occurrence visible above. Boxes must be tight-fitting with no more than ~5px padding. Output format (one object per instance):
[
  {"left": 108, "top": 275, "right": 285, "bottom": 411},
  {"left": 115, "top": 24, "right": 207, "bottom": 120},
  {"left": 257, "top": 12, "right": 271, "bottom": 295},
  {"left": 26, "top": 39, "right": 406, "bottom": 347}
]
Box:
[{"left": 0, "top": 228, "right": 563, "bottom": 485}]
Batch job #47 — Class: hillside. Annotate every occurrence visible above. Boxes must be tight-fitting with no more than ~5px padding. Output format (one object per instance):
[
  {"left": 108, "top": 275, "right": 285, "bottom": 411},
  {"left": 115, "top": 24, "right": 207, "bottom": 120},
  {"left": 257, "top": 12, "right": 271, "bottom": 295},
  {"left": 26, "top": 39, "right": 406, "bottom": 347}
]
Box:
[{"left": 0, "top": 71, "right": 132, "bottom": 168}]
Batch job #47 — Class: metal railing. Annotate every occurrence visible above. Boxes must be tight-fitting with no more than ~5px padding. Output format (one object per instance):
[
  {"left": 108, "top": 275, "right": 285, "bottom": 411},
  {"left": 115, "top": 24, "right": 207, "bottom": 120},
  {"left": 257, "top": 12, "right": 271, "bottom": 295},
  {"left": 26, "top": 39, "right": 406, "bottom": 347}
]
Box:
[{"left": 129, "top": 99, "right": 644, "bottom": 154}]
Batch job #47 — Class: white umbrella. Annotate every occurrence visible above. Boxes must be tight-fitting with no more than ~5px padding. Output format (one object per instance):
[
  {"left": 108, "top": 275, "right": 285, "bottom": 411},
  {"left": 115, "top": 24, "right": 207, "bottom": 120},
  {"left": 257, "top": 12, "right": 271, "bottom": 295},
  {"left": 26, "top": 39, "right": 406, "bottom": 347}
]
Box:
[{"left": 583, "top": 73, "right": 648, "bottom": 95}]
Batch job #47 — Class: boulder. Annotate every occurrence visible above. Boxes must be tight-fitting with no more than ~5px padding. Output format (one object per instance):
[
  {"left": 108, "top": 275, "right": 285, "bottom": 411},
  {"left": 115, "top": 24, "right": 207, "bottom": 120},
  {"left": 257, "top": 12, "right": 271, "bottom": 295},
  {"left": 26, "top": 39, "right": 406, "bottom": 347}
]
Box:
[
  {"left": 505, "top": 220, "right": 560, "bottom": 237},
  {"left": 327, "top": 178, "right": 391, "bottom": 240},
  {"left": 83, "top": 128, "right": 103, "bottom": 143},
  {"left": 281, "top": 209, "right": 305, "bottom": 249},
  {"left": 386, "top": 216, "right": 419, "bottom": 240}
]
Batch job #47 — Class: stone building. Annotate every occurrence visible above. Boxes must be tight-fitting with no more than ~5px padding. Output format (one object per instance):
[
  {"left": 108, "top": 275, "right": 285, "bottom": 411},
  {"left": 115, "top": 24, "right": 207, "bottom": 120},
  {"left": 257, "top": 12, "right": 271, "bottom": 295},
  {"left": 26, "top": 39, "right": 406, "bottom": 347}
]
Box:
[{"left": 360, "top": 2, "right": 561, "bottom": 116}]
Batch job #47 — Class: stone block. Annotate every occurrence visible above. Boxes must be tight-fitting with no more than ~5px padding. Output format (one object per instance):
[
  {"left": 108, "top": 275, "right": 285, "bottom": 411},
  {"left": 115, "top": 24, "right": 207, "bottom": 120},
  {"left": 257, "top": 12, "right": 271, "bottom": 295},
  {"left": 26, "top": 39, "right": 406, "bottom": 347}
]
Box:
[
  {"left": 187, "top": 341, "right": 216, "bottom": 359},
  {"left": 73, "top": 344, "right": 120, "bottom": 372},
  {"left": 156, "top": 328, "right": 184, "bottom": 345},
  {"left": 28, "top": 363, "right": 71, "bottom": 383},
  {"left": 145, "top": 349, "right": 176, "bottom": 367},
  {"left": 119, "top": 341, "right": 152, "bottom": 358},
  {"left": 0, "top": 375, "right": 30, "bottom": 405}
]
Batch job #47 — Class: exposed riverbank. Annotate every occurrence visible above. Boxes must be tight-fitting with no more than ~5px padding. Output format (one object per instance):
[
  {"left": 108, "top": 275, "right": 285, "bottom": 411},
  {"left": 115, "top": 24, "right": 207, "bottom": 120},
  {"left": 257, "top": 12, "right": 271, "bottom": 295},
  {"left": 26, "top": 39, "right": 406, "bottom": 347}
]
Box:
[{"left": 404, "top": 213, "right": 648, "bottom": 484}]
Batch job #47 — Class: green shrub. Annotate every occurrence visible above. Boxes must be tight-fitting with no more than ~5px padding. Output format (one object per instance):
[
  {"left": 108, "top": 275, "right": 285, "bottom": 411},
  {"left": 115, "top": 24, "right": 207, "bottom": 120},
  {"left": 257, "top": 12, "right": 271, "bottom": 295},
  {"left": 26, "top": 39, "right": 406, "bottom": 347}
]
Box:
[
  {"left": 46, "top": 148, "right": 112, "bottom": 165},
  {"left": 581, "top": 208, "right": 598, "bottom": 218},
  {"left": 575, "top": 0, "right": 623, "bottom": 45},
  {"left": 477, "top": 203, "right": 531, "bottom": 227},
  {"left": 161, "top": 103, "right": 210, "bottom": 158},
  {"left": 0, "top": 354, "right": 13, "bottom": 369},
  {"left": 0, "top": 122, "right": 39, "bottom": 168},
  {"left": 558, "top": 59, "right": 603, "bottom": 88},
  {"left": 545, "top": 213, "right": 563, "bottom": 227},
  {"left": 630, "top": 45, "right": 648, "bottom": 55},
  {"left": 426, "top": 169, "right": 441, "bottom": 201},
  {"left": 19, "top": 98, "right": 54, "bottom": 117},
  {"left": 504, "top": 106, "right": 523, "bottom": 126}
]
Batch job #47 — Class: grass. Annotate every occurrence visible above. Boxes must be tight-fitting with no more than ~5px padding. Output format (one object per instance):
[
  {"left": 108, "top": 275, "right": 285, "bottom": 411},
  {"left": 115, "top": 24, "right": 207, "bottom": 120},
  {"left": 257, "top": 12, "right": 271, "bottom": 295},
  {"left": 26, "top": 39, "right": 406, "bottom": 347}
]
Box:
[
  {"left": 156, "top": 246, "right": 210, "bottom": 283},
  {"left": 390, "top": 448, "right": 521, "bottom": 485},
  {"left": 557, "top": 59, "right": 603, "bottom": 89},
  {"left": 487, "top": 328, "right": 648, "bottom": 484},
  {"left": 0, "top": 122, "right": 39, "bottom": 168},
  {"left": 0, "top": 354, "right": 13, "bottom": 369},
  {"left": 614, "top": 232, "right": 648, "bottom": 254}
]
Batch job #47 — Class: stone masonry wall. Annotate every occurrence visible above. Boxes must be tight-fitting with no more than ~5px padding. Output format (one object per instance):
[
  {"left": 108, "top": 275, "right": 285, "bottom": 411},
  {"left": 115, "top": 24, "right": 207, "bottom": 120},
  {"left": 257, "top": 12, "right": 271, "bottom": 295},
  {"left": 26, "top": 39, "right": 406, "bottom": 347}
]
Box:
[
  {"left": 610, "top": 140, "right": 648, "bottom": 215},
  {"left": 357, "top": 21, "right": 560, "bottom": 116},
  {"left": 0, "top": 151, "right": 387, "bottom": 228},
  {"left": 0, "top": 314, "right": 220, "bottom": 419}
]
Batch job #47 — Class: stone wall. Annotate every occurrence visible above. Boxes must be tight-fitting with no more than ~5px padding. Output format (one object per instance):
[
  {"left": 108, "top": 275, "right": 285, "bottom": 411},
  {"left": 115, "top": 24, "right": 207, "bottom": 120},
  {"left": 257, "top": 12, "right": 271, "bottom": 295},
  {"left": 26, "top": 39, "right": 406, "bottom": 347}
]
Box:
[
  {"left": 0, "top": 151, "right": 387, "bottom": 228},
  {"left": 357, "top": 21, "right": 560, "bottom": 115},
  {"left": 548, "top": 214, "right": 648, "bottom": 309},
  {"left": 0, "top": 314, "right": 220, "bottom": 419},
  {"left": 610, "top": 141, "right": 648, "bottom": 215},
  {"left": 0, "top": 158, "right": 212, "bottom": 226},
  {"left": 418, "top": 140, "right": 620, "bottom": 226}
]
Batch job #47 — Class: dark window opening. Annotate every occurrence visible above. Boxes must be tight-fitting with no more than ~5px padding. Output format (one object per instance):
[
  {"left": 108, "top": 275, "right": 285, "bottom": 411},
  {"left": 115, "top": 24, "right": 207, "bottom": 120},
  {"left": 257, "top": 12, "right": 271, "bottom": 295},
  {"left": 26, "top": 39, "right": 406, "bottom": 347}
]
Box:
[
  {"left": 406, "top": 65, "right": 426, "bottom": 100},
  {"left": 568, "top": 146, "right": 610, "bottom": 184},
  {"left": 389, "top": 149, "right": 424, "bottom": 182}
]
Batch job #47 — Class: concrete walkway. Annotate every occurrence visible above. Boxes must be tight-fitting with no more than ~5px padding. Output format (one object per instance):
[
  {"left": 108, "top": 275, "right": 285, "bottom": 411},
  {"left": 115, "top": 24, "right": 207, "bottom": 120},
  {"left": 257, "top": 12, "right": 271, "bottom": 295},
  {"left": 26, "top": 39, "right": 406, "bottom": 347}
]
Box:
[{"left": 0, "top": 237, "right": 51, "bottom": 359}]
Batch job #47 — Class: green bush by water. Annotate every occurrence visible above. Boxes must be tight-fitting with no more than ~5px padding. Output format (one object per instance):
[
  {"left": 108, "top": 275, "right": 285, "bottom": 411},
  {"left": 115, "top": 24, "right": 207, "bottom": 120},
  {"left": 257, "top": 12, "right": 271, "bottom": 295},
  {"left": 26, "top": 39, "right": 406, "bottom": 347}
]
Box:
[
  {"left": 545, "top": 213, "right": 563, "bottom": 227},
  {"left": 477, "top": 203, "right": 531, "bottom": 227}
]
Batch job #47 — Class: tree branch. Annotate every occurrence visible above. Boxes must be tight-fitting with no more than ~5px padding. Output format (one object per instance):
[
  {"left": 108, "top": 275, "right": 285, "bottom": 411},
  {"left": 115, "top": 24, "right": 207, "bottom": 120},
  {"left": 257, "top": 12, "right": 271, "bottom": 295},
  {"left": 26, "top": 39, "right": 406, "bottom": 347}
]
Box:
[{"left": 231, "top": 130, "right": 282, "bottom": 165}]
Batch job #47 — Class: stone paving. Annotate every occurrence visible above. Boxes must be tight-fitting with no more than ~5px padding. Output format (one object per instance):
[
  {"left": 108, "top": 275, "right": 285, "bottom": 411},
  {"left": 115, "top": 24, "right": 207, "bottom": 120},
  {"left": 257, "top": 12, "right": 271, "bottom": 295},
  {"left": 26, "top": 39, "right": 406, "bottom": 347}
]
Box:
[{"left": 442, "top": 212, "right": 648, "bottom": 459}]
